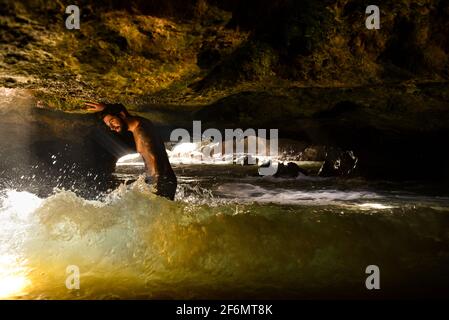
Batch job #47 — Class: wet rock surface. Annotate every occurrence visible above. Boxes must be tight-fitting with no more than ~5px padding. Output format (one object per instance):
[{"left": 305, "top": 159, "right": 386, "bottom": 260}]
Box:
[
  {"left": 1, "top": 0, "right": 448, "bottom": 106},
  {"left": 318, "top": 149, "right": 358, "bottom": 177},
  {"left": 274, "top": 162, "right": 307, "bottom": 178}
]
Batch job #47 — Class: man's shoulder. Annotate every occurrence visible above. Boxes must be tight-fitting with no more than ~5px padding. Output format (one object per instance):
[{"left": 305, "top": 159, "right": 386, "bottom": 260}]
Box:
[
  {"left": 132, "top": 116, "right": 150, "bottom": 128},
  {"left": 135, "top": 116, "right": 153, "bottom": 125},
  {"left": 133, "top": 117, "right": 155, "bottom": 134}
]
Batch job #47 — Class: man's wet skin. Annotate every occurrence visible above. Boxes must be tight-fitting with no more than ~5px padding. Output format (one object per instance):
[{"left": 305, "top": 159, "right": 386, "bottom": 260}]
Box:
[{"left": 88, "top": 102, "right": 177, "bottom": 200}]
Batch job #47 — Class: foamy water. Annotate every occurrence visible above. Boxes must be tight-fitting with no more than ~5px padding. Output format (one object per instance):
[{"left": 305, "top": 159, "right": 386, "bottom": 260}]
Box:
[{"left": 1, "top": 174, "right": 449, "bottom": 299}]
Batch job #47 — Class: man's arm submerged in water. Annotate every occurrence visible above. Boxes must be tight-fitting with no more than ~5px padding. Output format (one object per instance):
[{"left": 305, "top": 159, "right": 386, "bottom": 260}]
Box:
[
  {"left": 132, "top": 121, "right": 177, "bottom": 200},
  {"left": 132, "top": 123, "right": 162, "bottom": 182}
]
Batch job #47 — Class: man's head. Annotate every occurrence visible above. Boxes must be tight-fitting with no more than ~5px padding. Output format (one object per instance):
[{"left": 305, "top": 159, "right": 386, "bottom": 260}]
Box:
[{"left": 98, "top": 104, "right": 130, "bottom": 133}]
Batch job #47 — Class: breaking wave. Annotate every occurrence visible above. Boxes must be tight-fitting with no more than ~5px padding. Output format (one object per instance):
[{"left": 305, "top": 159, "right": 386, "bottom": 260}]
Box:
[{"left": 1, "top": 177, "right": 449, "bottom": 299}]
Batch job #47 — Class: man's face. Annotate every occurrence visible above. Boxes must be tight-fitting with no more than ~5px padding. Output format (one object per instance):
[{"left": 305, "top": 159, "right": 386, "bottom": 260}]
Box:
[{"left": 103, "top": 114, "right": 125, "bottom": 133}]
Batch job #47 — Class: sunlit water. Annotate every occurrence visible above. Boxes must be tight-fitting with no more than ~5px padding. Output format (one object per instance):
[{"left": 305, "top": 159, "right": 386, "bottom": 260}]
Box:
[{"left": 1, "top": 162, "right": 449, "bottom": 299}]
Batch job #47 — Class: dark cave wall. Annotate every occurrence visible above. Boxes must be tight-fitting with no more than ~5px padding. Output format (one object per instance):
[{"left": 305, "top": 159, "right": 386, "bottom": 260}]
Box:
[{"left": 195, "top": 83, "right": 449, "bottom": 180}]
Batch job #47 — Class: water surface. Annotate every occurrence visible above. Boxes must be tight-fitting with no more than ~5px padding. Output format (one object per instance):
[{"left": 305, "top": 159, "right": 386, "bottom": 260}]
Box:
[{"left": 1, "top": 163, "right": 449, "bottom": 299}]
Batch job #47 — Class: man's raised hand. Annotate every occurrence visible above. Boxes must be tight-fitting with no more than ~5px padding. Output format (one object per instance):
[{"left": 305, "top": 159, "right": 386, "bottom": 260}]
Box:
[{"left": 84, "top": 101, "right": 106, "bottom": 112}]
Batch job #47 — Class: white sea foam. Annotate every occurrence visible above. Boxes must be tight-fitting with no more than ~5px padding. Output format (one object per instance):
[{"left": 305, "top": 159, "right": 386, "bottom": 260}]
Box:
[{"left": 0, "top": 177, "right": 448, "bottom": 299}]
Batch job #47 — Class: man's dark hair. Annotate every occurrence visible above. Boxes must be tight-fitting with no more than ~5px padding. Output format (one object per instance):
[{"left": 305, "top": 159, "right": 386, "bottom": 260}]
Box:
[{"left": 97, "top": 103, "right": 130, "bottom": 120}]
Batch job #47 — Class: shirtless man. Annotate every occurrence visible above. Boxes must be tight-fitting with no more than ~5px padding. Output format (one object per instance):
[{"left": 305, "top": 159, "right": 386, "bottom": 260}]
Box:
[{"left": 86, "top": 102, "right": 177, "bottom": 200}]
